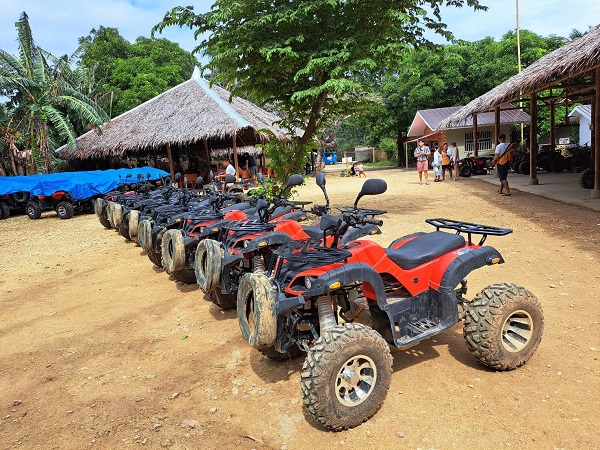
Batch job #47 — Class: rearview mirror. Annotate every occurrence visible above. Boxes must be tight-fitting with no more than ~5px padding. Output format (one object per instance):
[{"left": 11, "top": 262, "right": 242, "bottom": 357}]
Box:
[
  {"left": 354, "top": 178, "right": 387, "bottom": 209},
  {"left": 316, "top": 172, "right": 326, "bottom": 188},
  {"left": 286, "top": 174, "right": 304, "bottom": 188}
]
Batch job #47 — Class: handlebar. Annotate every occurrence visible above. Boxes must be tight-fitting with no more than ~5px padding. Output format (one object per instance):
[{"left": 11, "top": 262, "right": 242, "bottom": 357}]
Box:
[
  {"left": 336, "top": 206, "right": 387, "bottom": 216},
  {"left": 361, "top": 217, "right": 383, "bottom": 226}
]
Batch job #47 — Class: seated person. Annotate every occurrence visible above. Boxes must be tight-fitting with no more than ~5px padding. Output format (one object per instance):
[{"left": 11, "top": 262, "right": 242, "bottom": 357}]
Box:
[{"left": 215, "top": 160, "right": 237, "bottom": 191}]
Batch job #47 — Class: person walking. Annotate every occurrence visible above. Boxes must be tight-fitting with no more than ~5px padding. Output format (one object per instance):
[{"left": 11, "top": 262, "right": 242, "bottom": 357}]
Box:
[
  {"left": 450, "top": 142, "right": 460, "bottom": 180},
  {"left": 493, "top": 134, "right": 514, "bottom": 196},
  {"left": 432, "top": 146, "right": 443, "bottom": 182},
  {"left": 357, "top": 162, "right": 366, "bottom": 178},
  {"left": 414, "top": 140, "right": 431, "bottom": 185}
]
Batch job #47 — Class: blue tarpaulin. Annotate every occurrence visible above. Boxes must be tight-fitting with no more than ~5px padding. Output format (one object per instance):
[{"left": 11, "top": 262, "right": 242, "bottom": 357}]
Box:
[{"left": 0, "top": 167, "right": 169, "bottom": 201}]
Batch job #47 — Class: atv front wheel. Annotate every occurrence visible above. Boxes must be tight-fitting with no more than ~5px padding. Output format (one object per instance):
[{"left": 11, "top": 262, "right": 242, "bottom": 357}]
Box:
[
  {"left": 128, "top": 210, "right": 140, "bottom": 243},
  {"left": 56, "top": 201, "right": 75, "bottom": 219},
  {"left": 26, "top": 201, "right": 42, "bottom": 220},
  {"left": 301, "top": 323, "right": 392, "bottom": 431},
  {"left": 459, "top": 165, "right": 472, "bottom": 177},
  {"left": 95, "top": 199, "right": 111, "bottom": 228},
  {"left": 137, "top": 220, "right": 153, "bottom": 253},
  {"left": 237, "top": 273, "right": 277, "bottom": 348},
  {"left": 112, "top": 203, "right": 123, "bottom": 228},
  {"left": 172, "top": 268, "right": 197, "bottom": 284},
  {"left": 161, "top": 229, "right": 186, "bottom": 274},
  {"left": 146, "top": 246, "right": 162, "bottom": 267},
  {"left": 195, "top": 239, "right": 223, "bottom": 293},
  {"left": 463, "top": 283, "right": 544, "bottom": 370},
  {"left": 0, "top": 202, "right": 10, "bottom": 219}
]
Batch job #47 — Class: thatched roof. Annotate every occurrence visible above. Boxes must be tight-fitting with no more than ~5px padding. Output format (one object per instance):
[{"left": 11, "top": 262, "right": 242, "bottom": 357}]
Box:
[
  {"left": 437, "top": 24, "right": 600, "bottom": 130},
  {"left": 58, "top": 68, "right": 298, "bottom": 160}
]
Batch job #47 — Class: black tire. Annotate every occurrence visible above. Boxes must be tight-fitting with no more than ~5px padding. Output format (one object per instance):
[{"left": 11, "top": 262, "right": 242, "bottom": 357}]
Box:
[
  {"left": 56, "top": 201, "right": 75, "bottom": 219},
  {"left": 512, "top": 159, "right": 521, "bottom": 174},
  {"left": 459, "top": 166, "right": 472, "bottom": 177},
  {"left": 213, "top": 286, "right": 237, "bottom": 310},
  {"left": 237, "top": 273, "right": 277, "bottom": 348},
  {"left": 11, "top": 191, "right": 28, "bottom": 204},
  {"left": 138, "top": 220, "right": 153, "bottom": 252},
  {"left": 0, "top": 202, "right": 10, "bottom": 219},
  {"left": 95, "top": 199, "right": 111, "bottom": 228},
  {"left": 118, "top": 221, "right": 130, "bottom": 240},
  {"left": 463, "top": 283, "right": 544, "bottom": 371},
  {"left": 195, "top": 239, "right": 223, "bottom": 293},
  {"left": 550, "top": 155, "right": 565, "bottom": 173},
  {"left": 161, "top": 229, "right": 186, "bottom": 274},
  {"left": 519, "top": 160, "right": 530, "bottom": 175},
  {"left": 147, "top": 246, "right": 162, "bottom": 267},
  {"left": 26, "top": 200, "right": 42, "bottom": 220},
  {"left": 171, "top": 268, "right": 197, "bottom": 284},
  {"left": 578, "top": 168, "right": 594, "bottom": 189},
  {"left": 128, "top": 210, "right": 140, "bottom": 242},
  {"left": 301, "top": 323, "right": 393, "bottom": 431}
]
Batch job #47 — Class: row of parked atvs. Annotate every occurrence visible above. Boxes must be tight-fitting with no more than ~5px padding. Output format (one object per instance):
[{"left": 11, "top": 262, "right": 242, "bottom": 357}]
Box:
[{"left": 97, "top": 171, "right": 544, "bottom": 430}]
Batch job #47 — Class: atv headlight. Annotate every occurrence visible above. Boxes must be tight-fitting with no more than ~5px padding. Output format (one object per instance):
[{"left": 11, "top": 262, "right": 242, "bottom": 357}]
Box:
[
  {"left": 243, "top": 239, "right": 249, "bottom": 248},
  {"left": 304, "top": 277, "right": 316, "bottom": 289}
]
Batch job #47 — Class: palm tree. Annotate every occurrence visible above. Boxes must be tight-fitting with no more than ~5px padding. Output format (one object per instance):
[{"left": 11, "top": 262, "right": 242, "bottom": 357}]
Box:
[{"left": 0, "top": 12, "right": 108, "bottom": 174}]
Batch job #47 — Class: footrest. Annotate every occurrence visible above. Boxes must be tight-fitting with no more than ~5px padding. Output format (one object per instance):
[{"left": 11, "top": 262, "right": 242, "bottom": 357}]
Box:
[{"left": 407, "top": 319, "right": 437, "bottom": 334}]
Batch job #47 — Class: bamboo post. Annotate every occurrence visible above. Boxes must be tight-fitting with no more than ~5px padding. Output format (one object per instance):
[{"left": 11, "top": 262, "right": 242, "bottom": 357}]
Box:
[
  {"left": 592, "top": 67, "right": 600, "bottom": 198},
  {"left": 529, "top": 92, "right": 539, "bottom": 185},
  {"left": 203, "top": 139, "right": 210, "bottom": 178},
  {"left": 550, "top": 92, "right": 555, "bottom": 147},
  {"left": 494, "top": 107, "right": 500, "bottom": 144},
  {"left": 232, "top": 133, "right": 240, "bottom": 181},
  {"left": 167, "top": 143, "right": 175, "bottom": 183}
]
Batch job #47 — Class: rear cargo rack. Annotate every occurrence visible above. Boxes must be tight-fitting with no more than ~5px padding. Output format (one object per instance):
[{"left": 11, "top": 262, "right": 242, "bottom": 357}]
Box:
[{"left": 425, "top": 218, "right": 512, "bottom": 246}]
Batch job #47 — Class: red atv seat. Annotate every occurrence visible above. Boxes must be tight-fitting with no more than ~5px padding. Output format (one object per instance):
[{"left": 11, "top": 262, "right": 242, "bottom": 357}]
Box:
[{"left": 386, "top": 231, "right": 466, "bottom": 270}]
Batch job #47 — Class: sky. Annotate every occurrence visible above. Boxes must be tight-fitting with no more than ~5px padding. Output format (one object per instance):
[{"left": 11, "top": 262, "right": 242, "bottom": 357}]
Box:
[{"left": 0, "top": 0, "right": 599, "bottom": 62}]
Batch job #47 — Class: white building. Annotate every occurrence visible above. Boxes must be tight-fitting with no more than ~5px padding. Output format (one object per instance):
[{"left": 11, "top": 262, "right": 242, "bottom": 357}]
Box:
[{"left": 568, "top": 105, "right": 592, "bottom": 146}]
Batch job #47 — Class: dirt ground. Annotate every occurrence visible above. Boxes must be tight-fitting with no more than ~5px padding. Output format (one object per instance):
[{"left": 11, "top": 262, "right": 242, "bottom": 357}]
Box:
[{"left": 1, "top": 169, "right": 599, "bottom": 450}]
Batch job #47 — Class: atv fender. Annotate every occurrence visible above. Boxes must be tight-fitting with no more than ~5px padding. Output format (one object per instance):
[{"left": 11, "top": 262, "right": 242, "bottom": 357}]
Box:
[
  {"left": 279, "top": 210, "right": 307, "bottom": 222},
  {"left": 222, "top": 232, "right": 293, "bottom": 267},
  {"left": 339, "top": 224, "right": 382, "bottom": 244},
  {"left": 437, "top": 246, "right": 504, "bottom": 293},
  {"left": 303, "top": 263, "right": 386, "bottom": 307}
]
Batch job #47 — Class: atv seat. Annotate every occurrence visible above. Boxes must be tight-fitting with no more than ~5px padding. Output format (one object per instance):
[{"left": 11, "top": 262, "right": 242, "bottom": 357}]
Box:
[
  {"left": 301, "top": 225, "right": 324, "bottom": 239},
  {"left": 386, "top": 231, "right": 465, "bottom": 270}
]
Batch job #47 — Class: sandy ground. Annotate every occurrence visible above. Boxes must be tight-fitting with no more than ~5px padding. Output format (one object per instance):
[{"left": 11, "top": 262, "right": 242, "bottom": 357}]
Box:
[{"left": 1, "top": 169, "right": 599, "bottom": 450}]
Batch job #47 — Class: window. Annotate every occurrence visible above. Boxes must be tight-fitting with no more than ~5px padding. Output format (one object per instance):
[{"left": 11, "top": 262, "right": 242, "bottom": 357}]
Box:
[{"left": 464, "top": 130, "right": 493, "bottom": 154}]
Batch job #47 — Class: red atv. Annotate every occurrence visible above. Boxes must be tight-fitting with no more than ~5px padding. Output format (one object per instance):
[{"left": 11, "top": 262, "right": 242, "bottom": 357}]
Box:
[
  {"left": 195, "top": 172, "right": 383, "bottom": 309},
  {"left": 26, "top": 191, "right": 92, "bottom": 219},
  {"left": 237, "top": 179, "right": 544, "bottom": 431}
]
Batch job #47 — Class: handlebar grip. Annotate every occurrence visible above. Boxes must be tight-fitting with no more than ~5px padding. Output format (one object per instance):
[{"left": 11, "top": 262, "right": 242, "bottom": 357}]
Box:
[{"left": 362, "top": 218, "right": 383, "bottom": 226}]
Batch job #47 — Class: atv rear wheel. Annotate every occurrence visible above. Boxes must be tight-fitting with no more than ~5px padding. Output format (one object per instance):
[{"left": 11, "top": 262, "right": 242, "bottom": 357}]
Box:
[
  {"left": 212, "top": 287, "right": 237, "bottom": 310},
  {"left": 0, "top": 202, "right": 10, "bottom": 219},
  {"left": 578, "top": 168, "right": 594, "bottom": 189},
  {"left": 519, "top": 160, "right": 530, "bottom": 175},
  {"left": 301, "top": 323, "right": 392, "bottom": 431},
  {"left": 171, "top": 268, "right": 197, "bottom": 284},
  {"left": 463, "top": 283, "right": 544, "bottom": 370},
  {"left": 161, "top": 229, "right": 186, "bottom": 274},
  {"left": 237, "top": 273, "right": 277, "bottom": 348},
  {"left": 56, "top": 201, "right": 75, "bottom": 219},
  {"left": 137, "top": 220, "right": 153, "bottom": 252},
  {"left": 146, "top": 246, "right": 162, "bottom": 267},
  {"left": 26, "top": 200, "right": 42, "bottom": 219},
  {"left": 459, "top": 165, "right": 472, "bottom": 177},
  {"left": 195, "top": 239, "right": 223, "bottom": 293}
]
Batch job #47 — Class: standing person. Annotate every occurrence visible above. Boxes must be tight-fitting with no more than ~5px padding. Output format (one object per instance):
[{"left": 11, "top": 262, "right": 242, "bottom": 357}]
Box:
[
  {"left": 441, "top": 143, "right": 452, "bottom": 181},
  {"left": 244, "top": 152, "right": 258, "bottom": 182},
  {"left": 432, "top": 146, "right": 443, "bottom": 182},
  {"left": 414, "top": 140, "right": 431, "bottom": 185},
  {"left": 450, "top": 142, "right": 460, "bottom": 180},
  {"left": 493, "top": 134, "right": 514, "bottom": 196}
]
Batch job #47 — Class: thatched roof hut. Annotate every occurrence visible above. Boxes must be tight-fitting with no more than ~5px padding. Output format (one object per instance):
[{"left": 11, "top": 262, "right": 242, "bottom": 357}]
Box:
[
  {"left": 437, "top": 24, "right": 600, "bottom": 129},
  {"left": 57, "top": 67, "right": 297, "bottom": 161}
]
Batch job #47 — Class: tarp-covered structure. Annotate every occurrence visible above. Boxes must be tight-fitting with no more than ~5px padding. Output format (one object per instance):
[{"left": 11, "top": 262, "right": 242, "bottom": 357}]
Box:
[{"left": 0, "top": 167, "right": 168, "bottom": 200}]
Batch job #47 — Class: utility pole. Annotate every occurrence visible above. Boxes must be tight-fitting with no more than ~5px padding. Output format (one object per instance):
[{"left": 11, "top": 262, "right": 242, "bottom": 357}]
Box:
[{"left": 516, "top": 0, "right": 524, "bottom": 143}]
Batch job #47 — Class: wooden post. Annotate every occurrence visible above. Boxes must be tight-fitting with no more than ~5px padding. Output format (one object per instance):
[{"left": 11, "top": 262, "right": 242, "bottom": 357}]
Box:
[
  {"left": 167, "top": 143, "right": 175, "bottom": 183},
  {"left": 592, "top": 68, "right": 600, "bottom": 198},
  {"left": 473, "top": 114, "right": 479, "bottom": 157},
  {"left": 494, "top": 107, "right": 500, "bottom": 144},
  {"left": 232, "top": 133, "right": 240, "bottom": 181},
  {"left": 203, "top": 139, "right": 210, "bottom": 177},
  {"left": 152, "top": 147, "right": 158, "bottom": 167},
  {"left": 529, "top": 92, "right": 539, "bottom": 185},
  {"left": 404, "top": 142, "right": 409, "bottom": 171},
  {"left": 550, "top": 95, "right": 556, "bottom": 147}
]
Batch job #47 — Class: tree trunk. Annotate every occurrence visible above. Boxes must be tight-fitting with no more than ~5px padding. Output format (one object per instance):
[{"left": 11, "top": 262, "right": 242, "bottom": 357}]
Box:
[{"left": 298, "top": 75, "right": 330, "bottom": 146}]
